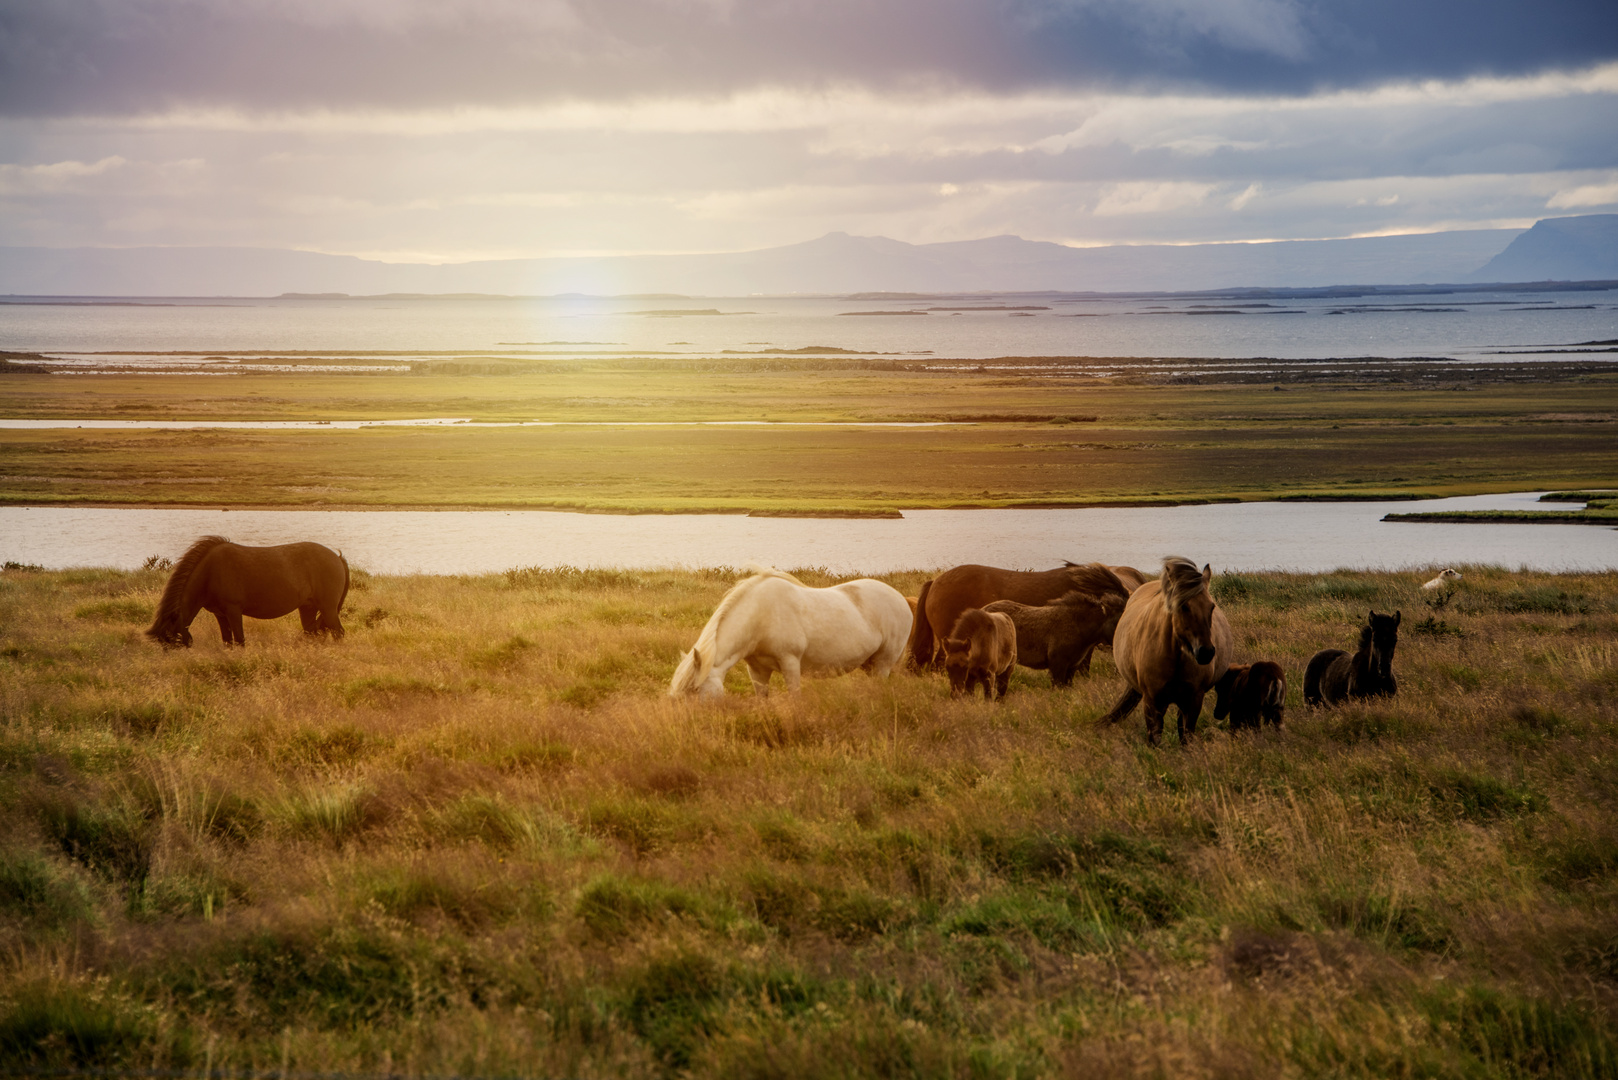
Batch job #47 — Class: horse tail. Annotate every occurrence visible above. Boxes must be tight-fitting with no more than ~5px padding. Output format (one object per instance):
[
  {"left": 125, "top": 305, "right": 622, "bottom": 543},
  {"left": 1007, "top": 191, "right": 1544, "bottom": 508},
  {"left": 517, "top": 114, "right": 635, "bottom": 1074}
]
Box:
[
  {"left": 146, "top": 535, "right": 230, "bottom": 644},
  {"left": 1098, "top": 686, "right": 1142, "bottom": 725},
  {"left": 338, "top": 550, "right": 351, "bottom": 615},
  {"left": 908, "top": 577, "right": 936, "bottom": 670}
]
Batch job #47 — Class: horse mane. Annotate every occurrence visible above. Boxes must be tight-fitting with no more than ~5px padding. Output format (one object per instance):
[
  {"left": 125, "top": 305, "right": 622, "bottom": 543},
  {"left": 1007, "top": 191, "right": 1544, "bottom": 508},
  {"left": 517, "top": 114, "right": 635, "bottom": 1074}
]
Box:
[
  {"left": 147, "top": 535, "right": 231, "bottom": 638},
  {"left": 1158, "top": 556, "right": 1206, "bottom": 611},
  {"left": 669, "top": 565, "right": 805, "bottom": 694},
  {"left": 948, "top": 607, "right": 993, "bottom": 641},
  {"left": 1058, "top": 562, "right": 1131, "bottom": 611}
]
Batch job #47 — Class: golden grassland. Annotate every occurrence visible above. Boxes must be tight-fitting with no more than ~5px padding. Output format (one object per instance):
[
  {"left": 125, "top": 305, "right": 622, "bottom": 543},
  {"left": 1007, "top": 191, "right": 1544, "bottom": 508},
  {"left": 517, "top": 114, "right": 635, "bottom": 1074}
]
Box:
[
  {"left": 1, "top": 563, "right": 1616, "bottom": 1076},
  {"left": 2, "top": 363, "right": 1617, "bottom": 510}
]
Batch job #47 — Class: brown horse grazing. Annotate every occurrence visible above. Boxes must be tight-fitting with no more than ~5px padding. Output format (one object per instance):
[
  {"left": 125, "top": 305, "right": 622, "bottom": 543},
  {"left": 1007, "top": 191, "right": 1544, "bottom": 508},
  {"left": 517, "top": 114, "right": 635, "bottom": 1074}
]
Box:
[
  {"left": 1214, "top": 661, "right": 1287, "bottom": 730},
  {"left": 1304, "top": 610, "right": 1400, "bottom": 705},
  {"left": 1100, "top": 557, "right": 1233, "bottom": 746},
  {"left": 983, "top": 590, "right": 1128, "bottom": 687},
  {"left": 146, "top": 536, "right": 349, "bottom": 647},
  {"left": 910, "top": 562, "right": 1130, "bottom": 671},
  {"left": 943, "top": 609, "right": 1017, "bottom": 700}
]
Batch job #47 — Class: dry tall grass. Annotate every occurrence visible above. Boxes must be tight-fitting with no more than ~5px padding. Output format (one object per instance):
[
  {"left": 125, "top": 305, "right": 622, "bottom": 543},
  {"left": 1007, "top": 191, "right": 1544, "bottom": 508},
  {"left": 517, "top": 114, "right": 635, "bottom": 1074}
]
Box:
[{"left": 1, "top": 562, "right": 1615, "bottom": 1077}]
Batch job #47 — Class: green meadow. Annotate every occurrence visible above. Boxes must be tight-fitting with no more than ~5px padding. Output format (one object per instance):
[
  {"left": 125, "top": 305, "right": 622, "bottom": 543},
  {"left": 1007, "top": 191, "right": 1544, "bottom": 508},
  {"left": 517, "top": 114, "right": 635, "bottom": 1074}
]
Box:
[
  {"left": 2, "top": 357, "right": 1616, "bottom": 510},
  {"left": 1, "top": 562, "right": 1615, "bottom": 1076}
]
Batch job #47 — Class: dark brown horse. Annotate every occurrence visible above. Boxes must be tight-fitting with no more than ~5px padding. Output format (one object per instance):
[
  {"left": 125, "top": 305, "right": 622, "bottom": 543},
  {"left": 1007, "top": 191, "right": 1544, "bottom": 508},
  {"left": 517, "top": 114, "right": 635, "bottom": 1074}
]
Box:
[
  {"left": 910, "top": 562, "right": 1130, "bottom": 671},
  {"left": 1214, "top": 661, "right": 1287, "bottom": 730},
  {"left": 1100, "top": 558, "right": 1233, "bottom": 746},
  {"left": 983, "top": 590, "right": 1127, "bottom": 687},
  {"left": 146, "top": 536, "right": 349, "bottom": 647},
  {"left": 1304, "top": 610, "right": 1400, "bottom": 705}
]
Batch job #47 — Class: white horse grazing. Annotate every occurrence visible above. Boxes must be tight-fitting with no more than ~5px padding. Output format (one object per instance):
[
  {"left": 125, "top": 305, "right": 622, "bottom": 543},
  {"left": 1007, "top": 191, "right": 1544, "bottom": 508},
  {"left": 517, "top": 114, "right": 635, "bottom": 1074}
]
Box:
[
  {"left": 1422, "top": 568, "right": 1462, "bottom": 590},
  {"left": 669, "top": 567, "right": 912, "bottom": 697}
]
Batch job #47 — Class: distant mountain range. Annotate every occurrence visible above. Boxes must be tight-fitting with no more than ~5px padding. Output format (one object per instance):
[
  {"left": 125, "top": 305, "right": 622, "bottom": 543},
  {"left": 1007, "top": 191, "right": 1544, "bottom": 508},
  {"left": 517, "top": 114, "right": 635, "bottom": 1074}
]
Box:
[{"left": 2, "top": 215, "right": 1614, "bottom": 298}]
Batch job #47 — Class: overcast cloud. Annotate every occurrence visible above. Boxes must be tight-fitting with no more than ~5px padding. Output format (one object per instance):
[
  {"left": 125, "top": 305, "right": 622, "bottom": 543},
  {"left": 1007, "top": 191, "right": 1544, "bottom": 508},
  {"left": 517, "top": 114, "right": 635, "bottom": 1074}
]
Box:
[{"left": 1, "top": 0, "right": 1615, "bottom": 258}]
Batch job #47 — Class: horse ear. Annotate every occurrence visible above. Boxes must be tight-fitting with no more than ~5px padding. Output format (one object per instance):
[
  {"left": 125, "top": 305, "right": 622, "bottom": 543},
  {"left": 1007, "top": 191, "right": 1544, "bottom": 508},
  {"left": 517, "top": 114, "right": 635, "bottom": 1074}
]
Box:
[
  {"left": 1201, "top": 563, "right": 1211, "bottom": 584},
  {"left": 1394, "top": 610, "right": 1402, "bottom": 625}
]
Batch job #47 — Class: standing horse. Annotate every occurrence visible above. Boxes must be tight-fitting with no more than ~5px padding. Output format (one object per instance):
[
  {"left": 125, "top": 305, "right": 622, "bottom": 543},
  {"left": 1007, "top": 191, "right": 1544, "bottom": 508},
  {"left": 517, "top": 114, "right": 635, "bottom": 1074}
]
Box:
[
  {"left": 1100, "top": 557, "right": 1233, "bottom": 746},
  {"left": 1304, "top": 611, "right": 1400, "bottom": 705},
  {"left": 669, "top": 567, "right": 911, "bottom": 697},
  {"left": 983, "top": 590, "right": 1124, "bottom": 687},
  {"left": 943, "top": 608, "right": 1017, "bottom": 700},
  {"left": 910, "top": 562, "right": 1130, "bottom": 672},
  {"left": 145, "top": 536, "right": 348, "bottom": 647}
]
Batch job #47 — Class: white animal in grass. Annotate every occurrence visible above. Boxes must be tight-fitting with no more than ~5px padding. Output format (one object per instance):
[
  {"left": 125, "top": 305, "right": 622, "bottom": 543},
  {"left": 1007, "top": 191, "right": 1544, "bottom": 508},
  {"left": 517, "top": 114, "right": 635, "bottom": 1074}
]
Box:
[
  {"left": 670, "top": 566, "right": 912, "bottom": 697},
  {"left": 1422, "top": 568, "right": 1462, "bottom": 590}
]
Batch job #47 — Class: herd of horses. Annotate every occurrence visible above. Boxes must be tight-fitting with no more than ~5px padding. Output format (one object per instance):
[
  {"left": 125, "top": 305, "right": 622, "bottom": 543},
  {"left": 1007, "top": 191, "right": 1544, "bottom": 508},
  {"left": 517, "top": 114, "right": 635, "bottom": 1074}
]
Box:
[
  {"left": 669, "top": 555, "right": 1399, "bottom": 745},
  {"left": 145, "top": 536, "right": 1402, "bottom": 746}
]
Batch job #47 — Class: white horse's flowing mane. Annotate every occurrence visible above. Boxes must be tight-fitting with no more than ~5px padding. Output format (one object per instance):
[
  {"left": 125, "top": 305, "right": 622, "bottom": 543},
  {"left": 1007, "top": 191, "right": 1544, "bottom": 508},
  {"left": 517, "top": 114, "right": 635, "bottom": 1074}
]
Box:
[{"left": 669, "top": 565, "right": 807, "bottom": 694}]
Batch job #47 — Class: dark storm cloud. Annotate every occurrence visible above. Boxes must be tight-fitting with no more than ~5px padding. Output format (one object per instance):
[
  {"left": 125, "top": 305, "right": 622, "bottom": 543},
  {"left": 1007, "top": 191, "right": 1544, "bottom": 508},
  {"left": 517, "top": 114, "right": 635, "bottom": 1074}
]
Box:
[{"left": 2, "top": 0, "right": 1615, "bottom": 118}]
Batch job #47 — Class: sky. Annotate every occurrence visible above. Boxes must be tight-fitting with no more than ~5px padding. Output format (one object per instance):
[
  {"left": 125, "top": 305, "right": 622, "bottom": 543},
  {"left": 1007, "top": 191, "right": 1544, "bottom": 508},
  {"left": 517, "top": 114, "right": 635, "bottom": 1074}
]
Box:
[{"left": 2, "top": 0, "right": 1616, "bottom": 262}]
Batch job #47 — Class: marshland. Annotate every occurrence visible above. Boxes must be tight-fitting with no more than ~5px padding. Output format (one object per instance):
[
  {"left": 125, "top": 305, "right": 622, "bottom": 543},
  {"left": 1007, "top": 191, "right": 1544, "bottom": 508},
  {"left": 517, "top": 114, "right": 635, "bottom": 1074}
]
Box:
[{"left": 1, "top": 559, "right": 1615, "bottom": 1076}]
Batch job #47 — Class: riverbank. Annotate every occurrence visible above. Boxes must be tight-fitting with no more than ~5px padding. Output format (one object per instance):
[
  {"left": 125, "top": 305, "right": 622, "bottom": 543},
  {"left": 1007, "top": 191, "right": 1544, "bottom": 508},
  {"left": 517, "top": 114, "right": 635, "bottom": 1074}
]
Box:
[
  {"left": 1386, "top": 488, "right": 1618, "bottom": 526},
  {"left": 1, "top": 563, "right": 1614, "bottom": 1075}
]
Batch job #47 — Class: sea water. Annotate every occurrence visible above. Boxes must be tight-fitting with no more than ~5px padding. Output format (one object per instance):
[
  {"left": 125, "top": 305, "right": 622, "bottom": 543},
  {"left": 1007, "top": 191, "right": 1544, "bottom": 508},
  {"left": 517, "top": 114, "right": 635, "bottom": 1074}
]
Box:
[{"left": 1, "top": 288, "right": 1615, "bottom": 364}]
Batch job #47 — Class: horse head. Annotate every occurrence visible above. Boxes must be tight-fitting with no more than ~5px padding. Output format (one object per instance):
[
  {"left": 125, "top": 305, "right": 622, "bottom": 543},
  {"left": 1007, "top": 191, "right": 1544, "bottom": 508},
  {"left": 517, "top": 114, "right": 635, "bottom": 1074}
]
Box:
[
  {"left": 1367, "top": 609, "right": 1400, "bottom": 679},
  {"left": 144, "top": 615, "right": 192, "bottom": 649},
  {"left": 1162, "top": 558, "right": 1219, "bottom": 666}
]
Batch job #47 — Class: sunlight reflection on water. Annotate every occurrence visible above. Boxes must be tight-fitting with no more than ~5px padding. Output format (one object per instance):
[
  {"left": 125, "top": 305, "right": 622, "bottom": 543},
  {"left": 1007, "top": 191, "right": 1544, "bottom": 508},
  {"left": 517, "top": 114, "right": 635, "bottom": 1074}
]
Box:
[{"left": 1, "top": 493, "right": 1610, "bottom": 574}]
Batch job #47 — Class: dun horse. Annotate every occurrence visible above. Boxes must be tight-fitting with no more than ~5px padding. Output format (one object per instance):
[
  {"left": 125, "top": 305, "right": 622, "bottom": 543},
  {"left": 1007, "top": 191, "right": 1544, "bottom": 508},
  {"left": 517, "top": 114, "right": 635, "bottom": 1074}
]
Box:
[
  {"left": 670, "top": 567, "right": 911, "bottom": 697},
  {"left": 1304, "top": 610, "right": 1400, "bottom": 705},
  {"left": 1101, "top": 557, "right": 1233, "bottom": 746},
  {"left": 943, "top": 609, "right": 1017, "bottom": 700},
  {"left": 910, "top": 562, "right": 1130, "bottom": 671},
  {"left": 146, "top": 536, "right": 349, "bottom": 647}
]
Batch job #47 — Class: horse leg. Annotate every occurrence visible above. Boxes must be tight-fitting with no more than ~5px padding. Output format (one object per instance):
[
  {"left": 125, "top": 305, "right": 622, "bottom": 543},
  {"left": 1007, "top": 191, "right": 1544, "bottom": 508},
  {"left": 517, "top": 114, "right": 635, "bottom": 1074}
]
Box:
[
  {"left": 1100, "top": 686, "right": 1142, "bottom": 725},
  {"left": 212, "top": 610, "right": 232, "bottom": 646},
  {"left": 1049, "top": 647, "right": 1076, "bottom": 688},
  {"left": 994, "top": 667, "right": 1011, "bottom": 700},
  {"left": 226, "top": 607, "right": 246, "bottom": 646},
  {"left": 1142, "top": 698, "right": 1166, "bottom": 747},
  {"left": 1074, "top": 642, "right": 1097, "bottom": 677},
  {"left": 1176, "top": 689, "right": 1207, "bottom": 745},
  {"left": 779, "top": 655, "right": 803, "bottom": 693},
  {"left": 317, "top": 601, "right": 345, "bottom": 639},
  {"left": 745, "top": 659, "right": 772, "bottom": 697},
  {"left": 299, "top": 604, "right": 320, "bottom": 635}
]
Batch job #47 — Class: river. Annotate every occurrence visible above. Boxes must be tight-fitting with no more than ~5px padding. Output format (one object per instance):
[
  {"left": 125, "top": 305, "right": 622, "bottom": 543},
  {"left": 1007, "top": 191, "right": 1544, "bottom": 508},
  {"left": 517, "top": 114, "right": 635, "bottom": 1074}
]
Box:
[{"left": 1, "top": 492, "right": 1610, "bottom": 576}]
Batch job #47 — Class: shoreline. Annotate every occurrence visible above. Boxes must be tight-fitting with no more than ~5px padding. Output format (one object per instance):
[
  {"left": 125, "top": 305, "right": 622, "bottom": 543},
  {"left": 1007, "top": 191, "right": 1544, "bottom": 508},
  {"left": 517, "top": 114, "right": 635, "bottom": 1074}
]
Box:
[{"left": 1, "top": 493, "right": 1484, "bottom": 515}]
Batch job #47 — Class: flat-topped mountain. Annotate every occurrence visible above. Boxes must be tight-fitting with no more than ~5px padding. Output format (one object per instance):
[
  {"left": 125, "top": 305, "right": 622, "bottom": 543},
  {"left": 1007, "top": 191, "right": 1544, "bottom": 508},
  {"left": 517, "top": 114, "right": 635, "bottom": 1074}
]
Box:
[{"left": 1469, "top": 215, "right": 1618, "bottom": 283}]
